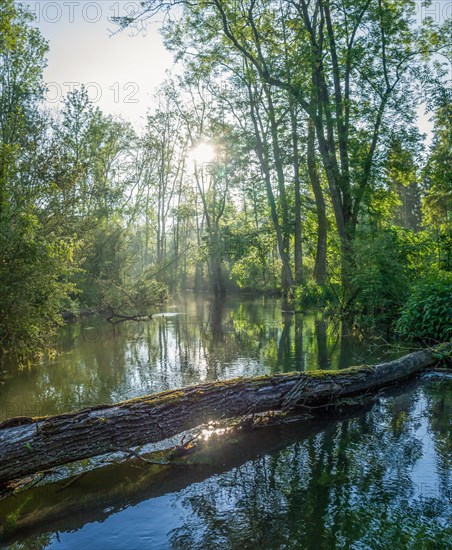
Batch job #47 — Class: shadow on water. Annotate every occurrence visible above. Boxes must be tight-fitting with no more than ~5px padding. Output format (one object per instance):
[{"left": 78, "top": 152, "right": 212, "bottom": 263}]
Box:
[{"left": 0, "top": 376, "right": 450, "bottom": 548}]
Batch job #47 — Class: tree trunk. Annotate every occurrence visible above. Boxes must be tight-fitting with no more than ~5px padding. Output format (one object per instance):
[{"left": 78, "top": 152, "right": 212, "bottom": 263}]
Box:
[
  {"left": 247, "top": 90, "right": 294, "bottom": 293},
  {"left": 291, "top": 101, "right": 303, "bottom": 286},
  {"left": 208, "top": 256, "right": 226, "bottom": 297},
  {"left": 0, "top": 401, "right": 387, "bottom": 543},
  {"left": 307, "top": 119, "right": 327, "bottom": 285},
  {"left": 0, "top": 346, "right": 447, "bottom": 485}
]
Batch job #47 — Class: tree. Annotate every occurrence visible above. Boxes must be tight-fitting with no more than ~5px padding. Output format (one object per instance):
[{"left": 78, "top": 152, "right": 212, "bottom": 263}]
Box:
[
  {"left": 0, "top": 0, "right": 48, "bottom": 214},
  {"left": 423, "top": 102, "right": 452, "bottom": 271},
  {"left": 0, "top": 1, "right": 78, "bottom": 358},
  {"left": 125, "top": 0, "right": 447, "bottom": 291}
]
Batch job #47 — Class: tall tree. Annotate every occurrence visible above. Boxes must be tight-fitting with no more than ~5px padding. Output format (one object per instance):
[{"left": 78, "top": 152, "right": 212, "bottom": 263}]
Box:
[
  {"left": 127, "top": 0, "right": 447, "bottom": 290},
  {"left": 0, "top": 1, "right": 77, "bottom": 358}
]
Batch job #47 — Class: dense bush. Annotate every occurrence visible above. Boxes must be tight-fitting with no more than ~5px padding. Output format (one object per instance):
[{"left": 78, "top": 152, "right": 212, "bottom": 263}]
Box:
[
  {"left": 0, "top": 212, "right": 78, "bottom": 358},
  {"left": 228, "top": 226, "right": 282, "bottom": 292},
  {"left": 395, "top": 272, "right": 452, "bottom": 342},
  {"left": 295, "top": 280, "right": 337, "bottom": 308},
  {"left": 98, "top": 270, "right": 168, "bottom": 313},
  {"left": 350, "top": 227, "right": 412, "bottom": 330},
  {"left": 132, "top": 276, "right": 168, "bottom": 308}
]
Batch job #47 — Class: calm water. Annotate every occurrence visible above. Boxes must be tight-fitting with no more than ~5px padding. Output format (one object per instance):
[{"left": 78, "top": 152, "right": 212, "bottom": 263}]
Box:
[
  {"left": 0, "top": 296, "right": 450, "bottom": 548},
  {"left": 0, "top": 295, "right": 402, "bottom": 421}
]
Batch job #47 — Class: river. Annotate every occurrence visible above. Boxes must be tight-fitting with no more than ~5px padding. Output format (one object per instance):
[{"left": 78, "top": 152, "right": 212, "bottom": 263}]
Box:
[{"left": 0, "top": 296, "right": 450, "bottom": 548}]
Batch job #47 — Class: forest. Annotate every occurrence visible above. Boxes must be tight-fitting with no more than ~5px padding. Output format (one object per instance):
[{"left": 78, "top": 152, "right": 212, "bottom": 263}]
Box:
[
  {"left": 1, "top": 0, "right": 450, "bottom": 361},
  {"left": 0, "top": 1, "right": 451, "bottom": 547}
]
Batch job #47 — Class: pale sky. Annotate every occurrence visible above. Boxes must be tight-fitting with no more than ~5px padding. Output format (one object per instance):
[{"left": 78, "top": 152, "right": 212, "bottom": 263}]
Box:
[
  {"left": 27, "top": 1, "right": 174, "bottom": 124},
  {"left": 24, "top": 0, "right": 439, "bottom": 141}
]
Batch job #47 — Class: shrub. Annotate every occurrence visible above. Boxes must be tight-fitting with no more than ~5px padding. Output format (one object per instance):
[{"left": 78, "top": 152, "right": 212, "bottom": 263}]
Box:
[
  {"left": 295, "top": 280, "right": 336, "bottom": 308},
  {"left": 395, "top": 272, "right": 452, "bottom": 342},
  {"left": 0, "top": 211, "right": 78, "bottom": 359},
  {"left": 99, "top": 270, "right": 168, "bottom": 313},
  {"left": 350, "top": 227, "right": 411, "bottom": 330}
]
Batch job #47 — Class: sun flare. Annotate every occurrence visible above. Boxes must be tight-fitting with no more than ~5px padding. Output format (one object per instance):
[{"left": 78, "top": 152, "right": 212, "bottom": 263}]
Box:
[{"left": 189, "top": 142, "right": 216, "bottom": 165}]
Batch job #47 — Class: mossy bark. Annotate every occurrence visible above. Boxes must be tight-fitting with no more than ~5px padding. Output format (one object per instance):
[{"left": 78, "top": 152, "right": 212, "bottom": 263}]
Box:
[
  {"left": 0, "top": 406, "right": 369, "bottom": 543},
  {"left": 0, "top": 346, "right": 447, "bottom": 485}
]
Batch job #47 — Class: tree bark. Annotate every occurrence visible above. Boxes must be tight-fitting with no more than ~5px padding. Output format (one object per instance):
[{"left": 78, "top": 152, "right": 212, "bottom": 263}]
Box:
[
  {"left": 0, "top": 346, "right": 447, "bottom": 485},
  {"left": 307, "top": 119, "right": 327, "bottom": 284},
  {"left": 246, "top": 82, "right": 294, "bottom": 293},
  {"left": 291, "top": 100, "right": 304, "bottom": 286}
]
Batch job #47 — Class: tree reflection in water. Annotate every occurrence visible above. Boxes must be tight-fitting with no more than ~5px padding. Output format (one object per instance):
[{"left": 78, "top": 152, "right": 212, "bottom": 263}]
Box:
[
  {"left": 0, "top": 378, "right": 450, "bottom": 548},
  {"left": 0, "top": 297, "right": 405, "bottom": 422},
  {"left": 169, "top": 380, "right": 451, "bottom": 549}
]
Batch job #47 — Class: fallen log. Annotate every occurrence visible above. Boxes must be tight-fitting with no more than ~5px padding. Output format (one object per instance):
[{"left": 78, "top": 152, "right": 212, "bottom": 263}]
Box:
[
  {"left": 0, "top": 345, "right": 448, "bottom": 485},
  {"left": 105, "top": 311, "right": 152, "bottom": 323},
  {"left": 0, "top": 404, "right": 376, "bottom": 543}
]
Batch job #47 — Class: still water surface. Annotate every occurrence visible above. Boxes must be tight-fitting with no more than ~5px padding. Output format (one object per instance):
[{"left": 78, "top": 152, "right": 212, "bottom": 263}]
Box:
[
  {"left": 0, "top": 295, "right": 402, "bottom": 421},
  {"left": 0, "top": 296, "right": 450, "bottom": 548}
]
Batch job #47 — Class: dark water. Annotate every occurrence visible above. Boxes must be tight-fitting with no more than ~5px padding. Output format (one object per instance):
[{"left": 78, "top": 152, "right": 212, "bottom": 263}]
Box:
[{"left": 0, "top": 297, "right": 450, "bottom": 548}]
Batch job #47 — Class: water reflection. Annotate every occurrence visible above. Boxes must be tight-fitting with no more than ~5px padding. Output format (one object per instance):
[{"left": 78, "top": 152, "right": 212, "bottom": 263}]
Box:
[
  {"left": 1, "top": 378, "right": 450, "bottom": 548},
  {"left": 0, "top": 296, "right": 403, "bottom": 421},
  {"left": 167, "top": 379, "right": 451, "bottom": 549}
]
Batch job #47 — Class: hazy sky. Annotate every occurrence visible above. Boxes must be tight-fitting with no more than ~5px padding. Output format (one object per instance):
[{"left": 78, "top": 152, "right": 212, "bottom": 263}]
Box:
[
  {"left": 27, "top": 1, "right": 174, "bottom": 124},
  {"left": 25, "top": 0, "right": 448, "bottom": 141}
]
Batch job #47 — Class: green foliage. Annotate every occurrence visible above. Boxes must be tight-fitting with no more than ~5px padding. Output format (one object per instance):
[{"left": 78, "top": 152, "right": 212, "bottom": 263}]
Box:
[
  {"left": 0, "top": 1, "right": 79, "bottom": 359},
  {"left": 395, "top": 272, "right": 452, "bottom": 343},
  {"left": 0, "top": 0, "right": 48, "bottom": 207},
  {"left": 98, "top": 269, "right": 168, "bottom": 313},
  {"left": 350, "top": 226, "right": 413, "bottom": 330},
  {"left": 0, "top": 210, "right": 78, "bottom": 358},
  {"left": 295, "top": 281, "right": 336, "bottom": 308},
  {"left": 131, "top": 275, "right": 168, "bottom": 308},
  {"left": 227, "top": 219, "right": 281, "bottom": 292}
]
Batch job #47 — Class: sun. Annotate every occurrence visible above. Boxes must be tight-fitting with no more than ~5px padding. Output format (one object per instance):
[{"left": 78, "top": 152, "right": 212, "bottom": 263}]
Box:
[{"left": 189, "top": 141, "right": 216, "bottom": 165}]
